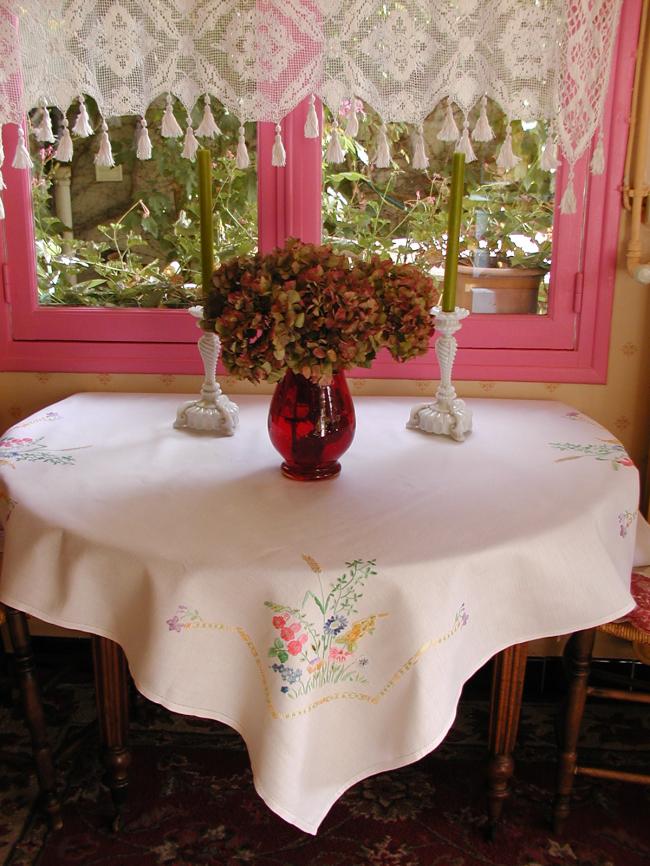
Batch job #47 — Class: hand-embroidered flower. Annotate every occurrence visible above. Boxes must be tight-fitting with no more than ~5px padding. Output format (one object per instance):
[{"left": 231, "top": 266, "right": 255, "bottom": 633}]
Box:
[
  {"left": 0, "top": 437, "right": 33, "bottom": 446},
  {"left": 265, "top": 559, "right": 382, "bottom": 697},
  {"left": 0, "top": 435, "right": 78, "bottom": 466},
  {"left": 329, "top": 647, "right": 351, "bottom": 663},
  {"left": 166, "top": 615, "right": 183, "bottom": 632},
  {"left": 618, "top": 510, "right": 636, "bottom": 538},
  {"left": 287, "top": 635, "right": 308, "bottom": 655},
  {"left": 324, "top": 614, "right": 348, "bottom": 635},
  {"left": 280, "top": 622, "right": 300, "bottom": 641},
  {"left": 271, "top": 663, "right": 302, "bottom": 684}
]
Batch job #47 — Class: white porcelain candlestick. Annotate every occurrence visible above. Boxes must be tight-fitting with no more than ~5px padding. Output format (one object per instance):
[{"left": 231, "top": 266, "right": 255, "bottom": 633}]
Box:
[
  {"left": 407, "top": 306, "right": 472, "bottom": 441},
  {"left": 174, "top": 306, "right": 239, "bottom": 435}
]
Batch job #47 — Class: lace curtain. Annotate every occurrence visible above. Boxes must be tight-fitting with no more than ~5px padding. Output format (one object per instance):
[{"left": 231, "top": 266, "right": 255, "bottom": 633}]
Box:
[{"left": 0, "top": 1, "right": 623, "bottom": 216}]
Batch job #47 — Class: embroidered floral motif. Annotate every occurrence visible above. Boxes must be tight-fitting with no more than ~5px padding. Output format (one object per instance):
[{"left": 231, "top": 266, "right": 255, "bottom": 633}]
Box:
[
  {"left": 13, "top": 411, "right": 62, "bottom": 429},
  {"left": 165, "top": 587, "right": 469, "bottom": 717},
  {"left": 618, "top": 510, "right": 636, "bottom": 538},
  {"left": 0, "top": 436, "right": 78, "bottom": 467},
  {"left": 166, "top": 605, "right": 200, "bottom": 632},
  {"left": 550, "top": 439, "right": 634, "bottom": 470},
  {"left": 263, "top": 558, "right": 386, "bottom": 698}
]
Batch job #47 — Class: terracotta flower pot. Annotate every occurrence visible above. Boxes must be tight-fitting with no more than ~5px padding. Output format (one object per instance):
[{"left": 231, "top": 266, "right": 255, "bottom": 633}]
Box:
[{"left": 456, "top": 264, "right": 546, "bottom": 314}]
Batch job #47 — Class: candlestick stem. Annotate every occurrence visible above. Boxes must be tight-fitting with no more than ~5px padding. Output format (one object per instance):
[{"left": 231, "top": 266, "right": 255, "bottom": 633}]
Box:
[
  {"left": 406, "top": 306, "right": 472, "bottom": 441},
  {"left": 174, "top": 307, "right": 239, "bottom": 435}
]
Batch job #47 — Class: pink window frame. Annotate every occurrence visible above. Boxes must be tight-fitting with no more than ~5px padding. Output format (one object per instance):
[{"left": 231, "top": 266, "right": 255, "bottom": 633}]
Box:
[{"left": 0, "top": 0, "right": 641, "bottom": 382}]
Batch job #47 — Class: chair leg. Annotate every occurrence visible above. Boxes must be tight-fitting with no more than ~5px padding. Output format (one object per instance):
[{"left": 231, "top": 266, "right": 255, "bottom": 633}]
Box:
[
  {"left": 487, "top": 642, "right": 528, "bottom": 838},
  {"left": 92, "top": 636, "right": 131, "bottom": 832},
  {"left": 553, "top": 627, "right": 596, "bottom": 834},
  {"left": 3, "top": 606, "right": 63, "bottom": 831}
]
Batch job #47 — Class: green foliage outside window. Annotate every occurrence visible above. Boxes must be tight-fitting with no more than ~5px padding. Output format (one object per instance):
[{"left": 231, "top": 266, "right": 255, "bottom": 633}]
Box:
[{"left": 31, "top": 99, "right": 554, "bottom": 309}]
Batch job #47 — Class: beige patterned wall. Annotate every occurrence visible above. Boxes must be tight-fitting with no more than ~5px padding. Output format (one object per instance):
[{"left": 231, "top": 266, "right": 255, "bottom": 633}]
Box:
[{"left": 2, "top": 218, "right": 650, "bottom": 487}]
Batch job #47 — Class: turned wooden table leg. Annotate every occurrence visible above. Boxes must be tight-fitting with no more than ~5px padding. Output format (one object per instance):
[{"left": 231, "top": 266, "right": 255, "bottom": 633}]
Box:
[
  {"left": 487, "top": 642, "right": 528, "bottom": 837},
  {"left": 553, "top": 627, "right": 595, "bottom": 834},
  {"left": 4, "top": 606, "right": 63, "bottom": 831},
  {"left": 92, "top": 636, "right": 131, "bottom": 832}
]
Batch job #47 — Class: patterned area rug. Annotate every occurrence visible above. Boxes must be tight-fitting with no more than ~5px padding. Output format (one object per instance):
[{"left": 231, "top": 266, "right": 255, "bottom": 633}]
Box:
[{"left": 1, "top": 662, "right": 649, "bottom": 866}]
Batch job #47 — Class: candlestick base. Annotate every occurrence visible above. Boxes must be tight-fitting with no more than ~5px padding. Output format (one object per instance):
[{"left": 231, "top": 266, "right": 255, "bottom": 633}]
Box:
[
  {"left": 174, "top": 306, "right": 239, "bottom": 436},
  {"left": 406, "top": 306, "right": 472, "bottom": 442}
]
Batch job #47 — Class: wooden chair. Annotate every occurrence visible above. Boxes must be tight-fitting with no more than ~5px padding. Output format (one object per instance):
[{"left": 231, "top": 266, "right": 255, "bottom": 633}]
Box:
[{"left": 553, "top": 570, "right": 650, "bottom": 833}]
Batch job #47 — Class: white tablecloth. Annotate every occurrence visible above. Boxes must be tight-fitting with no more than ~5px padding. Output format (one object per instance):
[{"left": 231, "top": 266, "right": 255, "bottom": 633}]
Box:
[{"left": 1, "top": 393, "right": 649, "bottom": 833}]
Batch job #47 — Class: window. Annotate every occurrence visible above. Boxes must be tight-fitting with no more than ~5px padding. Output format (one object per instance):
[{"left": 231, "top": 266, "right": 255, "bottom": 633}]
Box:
[{"left": 0, "top": 0, "right": 642, "bottom": 382}]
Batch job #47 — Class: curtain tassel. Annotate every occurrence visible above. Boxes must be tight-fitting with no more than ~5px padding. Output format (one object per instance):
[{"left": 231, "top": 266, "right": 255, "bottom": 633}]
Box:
[
  {"left": 34, "top": 100, "right": 55, "bottom": 143},
  {"left": 496, "top": 123, "right": 520, "bottom": 171},
  {"left": 54, "top": 117, "right": 74, "bottom": 162},
  {"left": 541, "top": 138, "right": 559, "bottom": 171},
  {"left": 456, "top": 119, "right": 477, "bottom": 163},
  {"left": 161, "top": 94, "right": 183, "bottom": 138},
  {"left": 136, "top": 117, "right": 152, "bottom": 160},
  {"left": 590, "top": 130, "right": 605, "bottom": 175},
  {"left": 374, "top": 123, "right": 391, "bottom": 168},
  {"left": 196, "top": 95, "right": 222, "bottom": 138},
  {"left": 560, "top": 168, "right": 577, "bottom": 214},
  {"left": 345, "top": 98, "right": 359, "bottom": 138},
  {"left": 94, "top": 119, "right": 115, "bottom": 168},
  {"left": 181, "top": 122, "right": 199, "bottom": 161},
  {"left": 72, "top": 95, "right": 93, "bottom": 137},
  {"left": 12, "top": 127, "right": 33, "bottom": 169},
  {"left": 272, "top": 123, "right": 286, "bottom": 167},
  {"left": 326, "top": 123, "right": 345, "bottom": 164},
  {"left": 438, "top": 99, "right": 459, "bottom": 142},
  {"left": 236, "top": 124, "right": 250, "bottom": 169},
  {"left": 472, "top": 96, "right": 494, "bottom": 142},
  {"left": 412, "top": 124, "right": 429, "bottom": 170},
  {"left": 304, "top": 94, "right": 319, "bottom": 138},
  {"left": 0, "top": 194, "right": 4, "bottom": 220}
]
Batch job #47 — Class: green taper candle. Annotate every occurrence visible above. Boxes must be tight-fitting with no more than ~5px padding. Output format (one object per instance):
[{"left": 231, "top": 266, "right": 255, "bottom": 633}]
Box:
[
  {"left": 442, "top": 151, "right": 465, "bottom": 312},
  {"left": 197, "top": 148, "right": 214, "bottom": 298}
]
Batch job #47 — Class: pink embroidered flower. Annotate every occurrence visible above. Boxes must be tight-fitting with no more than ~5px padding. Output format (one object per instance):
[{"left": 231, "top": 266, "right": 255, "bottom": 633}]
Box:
[
  {"left": 329, "top": 647, "right": 351, "bottom": 663},
  {"left": 272, "top": 614, "right": 288, "bottom": 629},
  {"left": 617, "top": 456, "right": 634, "bottom": 467},
  {"left": 166, "top": 615, "right": 182, "bottom": 633},
  {"left": 280, "top": 623, "right": 300, "bottom": 641},
  {"left": 287, "top": 635, "right": 308, "bottom": 655},
  {"left": 0, "top": 437, "right": 32, "bottom": 447}
]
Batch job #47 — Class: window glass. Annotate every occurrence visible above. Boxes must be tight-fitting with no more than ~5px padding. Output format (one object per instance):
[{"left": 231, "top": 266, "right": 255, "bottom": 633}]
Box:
[
  {"left": 32, "top": 96, "right": 257, "bottom": 308},
  {"left": 322, "top": 101, "right": 554, "bottom": 316}
]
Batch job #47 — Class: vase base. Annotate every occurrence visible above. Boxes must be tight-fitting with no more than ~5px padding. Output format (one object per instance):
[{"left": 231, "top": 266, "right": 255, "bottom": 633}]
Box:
[{"left": 281, "top": 461, "right": 341, "bottom": 481}]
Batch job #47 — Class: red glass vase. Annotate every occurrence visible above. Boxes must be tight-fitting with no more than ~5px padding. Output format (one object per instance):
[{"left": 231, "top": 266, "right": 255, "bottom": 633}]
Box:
[{"left": 268, "top": 369, "right": 356, "bottom": 481}]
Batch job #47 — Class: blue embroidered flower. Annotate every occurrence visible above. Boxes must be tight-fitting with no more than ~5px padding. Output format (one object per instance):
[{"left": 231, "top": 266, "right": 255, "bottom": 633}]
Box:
[
  {"left": 358, "top": 657, "right": 369, "bottom": 667},
  {"left": 271, "top": 663, "right": 302, "bottom": 684},
  {"left": 324, "top": 614, "right": 348, "bottom": 635},
  {"left": 280, "top": 686, "right": 289, "bottom": 694}
]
